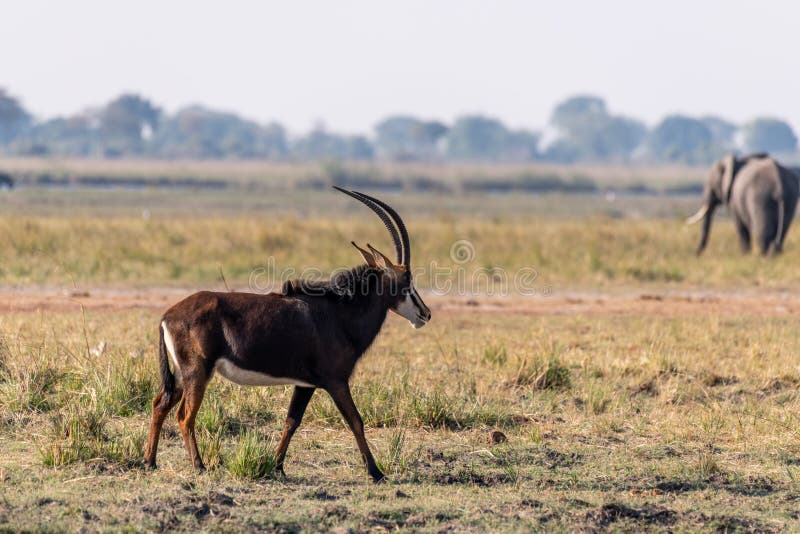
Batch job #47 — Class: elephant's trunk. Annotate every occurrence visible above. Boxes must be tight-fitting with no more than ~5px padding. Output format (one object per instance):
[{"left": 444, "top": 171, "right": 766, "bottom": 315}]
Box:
[{"left": 694, "top": 203, "right": 716, "bottom": 255}]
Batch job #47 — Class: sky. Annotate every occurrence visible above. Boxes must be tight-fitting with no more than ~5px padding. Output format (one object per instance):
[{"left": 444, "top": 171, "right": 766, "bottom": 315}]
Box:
[{"left": 3, "top": 0, "right": 800, "bottom": 136}]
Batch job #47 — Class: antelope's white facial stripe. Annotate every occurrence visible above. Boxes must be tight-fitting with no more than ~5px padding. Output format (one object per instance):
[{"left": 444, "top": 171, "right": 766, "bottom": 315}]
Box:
[
  {"left": 214, "top": 358, "right": 315, "bottom": 388},
  {"left": 393, "top": 287, "right": 429, "bottom": 328}
]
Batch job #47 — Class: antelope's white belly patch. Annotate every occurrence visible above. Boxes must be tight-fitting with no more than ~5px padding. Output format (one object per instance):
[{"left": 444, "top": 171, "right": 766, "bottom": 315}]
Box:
[{"left": 214, "top": 358, "right": 314, "bottom": 387}]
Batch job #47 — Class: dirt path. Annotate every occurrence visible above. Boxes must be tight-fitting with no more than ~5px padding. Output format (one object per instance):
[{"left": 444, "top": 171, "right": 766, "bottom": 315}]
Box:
[{"left": 2, "top": 286, "right": 798, "bottom": 317}]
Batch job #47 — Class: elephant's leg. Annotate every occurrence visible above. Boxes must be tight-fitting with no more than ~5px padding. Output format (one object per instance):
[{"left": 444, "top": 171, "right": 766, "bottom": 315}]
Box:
[
  {"left": 734, "top": 216, "right": 751, "bottom": 254},
  {"left": 753, "top": 216, "right": 775, "bottom": 256},
  {"left": 756, "top": 231, "right": 772, "bottom": 256},
  {"left": 775, "top": 197, "right": 796, "bottom": 254}
]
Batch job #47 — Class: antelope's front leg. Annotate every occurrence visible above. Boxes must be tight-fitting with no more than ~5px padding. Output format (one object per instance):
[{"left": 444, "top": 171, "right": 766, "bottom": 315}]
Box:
[
  {"left": 275, "top": 386, "right": 316, "bottom": 476},
  {"left": 327, "top": 383, "right": 386, "bottom": 483}
]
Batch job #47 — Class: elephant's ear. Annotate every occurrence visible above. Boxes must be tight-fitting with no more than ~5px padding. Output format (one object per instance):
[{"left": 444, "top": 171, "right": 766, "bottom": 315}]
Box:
[{"left": 720, "top": 154, "right": 736, "bottom": 203}]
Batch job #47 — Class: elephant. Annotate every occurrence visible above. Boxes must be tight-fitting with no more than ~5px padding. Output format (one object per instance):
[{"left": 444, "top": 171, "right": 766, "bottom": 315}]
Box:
[
  {"left": 686, "top": 153, "right": 799, "bottom": 255},
  {"left": 0, "top": 172, "right": 13, "bottom": 190}
]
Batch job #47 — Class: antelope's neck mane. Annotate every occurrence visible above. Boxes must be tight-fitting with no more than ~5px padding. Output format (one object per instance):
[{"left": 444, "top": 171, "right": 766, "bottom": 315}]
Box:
[
  {"left": 281, "top": 264, "right": 381, "bottom": 301},
  {"left": 281, "top": 264, "right": 390, "bottom": 355}
]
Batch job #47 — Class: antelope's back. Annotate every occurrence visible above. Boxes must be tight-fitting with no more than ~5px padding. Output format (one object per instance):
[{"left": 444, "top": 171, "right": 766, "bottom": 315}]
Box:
[{"left": 163, "top": 291, "right": 321, "bottom": 361}]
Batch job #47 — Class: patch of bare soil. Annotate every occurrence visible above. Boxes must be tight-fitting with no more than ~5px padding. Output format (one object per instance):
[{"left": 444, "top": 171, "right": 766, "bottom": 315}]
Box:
[
  {"left": 0, "top": 287, "right": 185, "bottom": 313},
  {"left": 585, "top": 503, "right": 677, "bottom": 528},
  {"left": 2, "top": 287, "right": 800, "bottom": 318}
]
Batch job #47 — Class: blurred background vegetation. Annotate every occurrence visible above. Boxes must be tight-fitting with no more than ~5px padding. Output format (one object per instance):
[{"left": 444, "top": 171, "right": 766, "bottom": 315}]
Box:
[{"left": 1, "top": 89, "right": 798, "bottom": 166}]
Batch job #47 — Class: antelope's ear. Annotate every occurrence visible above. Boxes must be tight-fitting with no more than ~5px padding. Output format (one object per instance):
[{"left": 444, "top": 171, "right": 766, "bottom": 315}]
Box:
[
  {"left": 366, "top": 243, "right": 395, "bottom": 269},
  {"left": 351, "top": 241, "right": 377, "bottom": 267}
]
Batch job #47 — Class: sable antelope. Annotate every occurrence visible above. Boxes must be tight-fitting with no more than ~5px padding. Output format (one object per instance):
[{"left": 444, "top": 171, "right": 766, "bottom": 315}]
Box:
[{"left": 144, "top": 187, "right": 431, "bottom": 482}]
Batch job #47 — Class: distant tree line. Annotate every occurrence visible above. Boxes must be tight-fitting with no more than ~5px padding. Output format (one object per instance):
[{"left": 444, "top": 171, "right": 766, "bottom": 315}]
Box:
[{"left": 0, "top": 89, "right": 798, "bottom": 165}]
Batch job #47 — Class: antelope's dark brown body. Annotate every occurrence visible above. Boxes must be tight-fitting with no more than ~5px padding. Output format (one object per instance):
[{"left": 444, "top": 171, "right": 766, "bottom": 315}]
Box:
[{"left": 163, "top": 267, "right": 394, "bottom": 389}]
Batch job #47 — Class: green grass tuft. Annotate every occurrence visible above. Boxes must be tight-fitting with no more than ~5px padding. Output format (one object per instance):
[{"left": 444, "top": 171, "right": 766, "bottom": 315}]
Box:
[
  {"left": 483, "top": 344, "right": 508, "bottom": 367},
  {"left": 226, "top": 430, "right": 278, "bottom": 480},
  {"left": 513, "top": 356, "right": 572, "bottom": 391},
  {"left": 95, "top": 362, "right": 156, "bottom": 417}
]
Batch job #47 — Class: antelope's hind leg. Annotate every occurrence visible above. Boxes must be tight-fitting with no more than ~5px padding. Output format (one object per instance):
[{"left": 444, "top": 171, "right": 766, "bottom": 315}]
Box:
[
  {"left": 275, "top": 386, "right": 316, "bottom": 476},
  {"left": 144, "top": 386, "right": 183, "bottom": 469},
  {"left": 175, "top": 371, "right": 210, "bottom": 471}
]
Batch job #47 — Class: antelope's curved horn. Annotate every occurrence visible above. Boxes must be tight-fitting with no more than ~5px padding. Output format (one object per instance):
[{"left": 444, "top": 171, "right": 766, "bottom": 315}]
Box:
[
  {"left": 352, "top": 190, "right": 410, "bottom": 267},
  {"left": 686, "top": 204, "right": 709, "bottom": 225},
  {"left": 333, "top": 186, "right": 403, "bottom": 264}
]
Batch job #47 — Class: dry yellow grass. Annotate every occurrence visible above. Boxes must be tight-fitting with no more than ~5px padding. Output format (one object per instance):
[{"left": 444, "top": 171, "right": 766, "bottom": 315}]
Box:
[
  {"left": 0, "top": 302, "right": 799, "bottom": 531},
  {"left": 2, "top": 181, "right": 800, "bottom": 530},
  {"left": 2, "top": 215, "right": 800, "bottom": 291}
]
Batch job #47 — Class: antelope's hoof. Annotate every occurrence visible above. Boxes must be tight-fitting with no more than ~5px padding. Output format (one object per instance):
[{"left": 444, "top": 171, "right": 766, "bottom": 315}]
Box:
[{"left": 372, "top": 474, "right": 389, "bottom": 484}]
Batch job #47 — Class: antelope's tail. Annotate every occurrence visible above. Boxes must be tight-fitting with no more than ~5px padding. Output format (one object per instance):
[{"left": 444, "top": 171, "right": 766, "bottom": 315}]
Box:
[{"left": 158, "top": 322, "right": 176, "bottom": 402}]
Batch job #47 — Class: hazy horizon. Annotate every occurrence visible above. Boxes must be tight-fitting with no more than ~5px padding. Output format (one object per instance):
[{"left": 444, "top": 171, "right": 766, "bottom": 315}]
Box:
[{"left": 4, "top": 0, "right": 800, "bottom": 135}]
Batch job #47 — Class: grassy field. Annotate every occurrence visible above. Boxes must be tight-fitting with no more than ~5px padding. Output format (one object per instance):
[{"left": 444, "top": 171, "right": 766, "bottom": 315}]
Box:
[
  {"left": 0, "top": 186, "right": 703, "bottom": 220},
  {"left": 2, "top": 164, "right": 800, "bottom": 531},
  {"left": 1, "top": 157, "right": 705, "bottom": 190},
  {"left": 2, "top": 214, "right": 800, "bottom": 291},
  {"left": 1, "top": 304, "right": 799, "bottom": 531}
]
